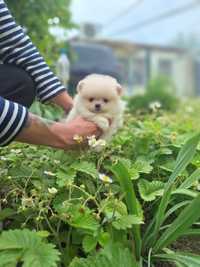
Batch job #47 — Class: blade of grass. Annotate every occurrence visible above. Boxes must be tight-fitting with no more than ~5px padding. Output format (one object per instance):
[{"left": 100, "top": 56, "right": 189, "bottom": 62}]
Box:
[
  {"left": 111, "top": 161, "right": 142, "bottom": 261},
  {"left": 179, "top": 168, "right": 200, "bottom": 189},
  {"left": 144, "top": 133, "right": 200, "bottom": 249},
  {"left": 153, "top": 194, "right": 200, "bottom": 252}
]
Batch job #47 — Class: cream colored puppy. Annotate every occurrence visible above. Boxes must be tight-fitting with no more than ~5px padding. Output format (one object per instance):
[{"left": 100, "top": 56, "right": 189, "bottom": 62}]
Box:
[{"left": 66, "top": 74, "right": 124, "bottom": 141}]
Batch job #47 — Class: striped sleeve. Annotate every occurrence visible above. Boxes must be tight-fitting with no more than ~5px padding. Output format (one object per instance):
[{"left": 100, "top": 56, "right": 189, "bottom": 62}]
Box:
[
  {"left": 0, "top": 0, "right": 66, "bottom": 103},
  {"left": 0, "top": 96, "right": 28, "bottom": 146}
]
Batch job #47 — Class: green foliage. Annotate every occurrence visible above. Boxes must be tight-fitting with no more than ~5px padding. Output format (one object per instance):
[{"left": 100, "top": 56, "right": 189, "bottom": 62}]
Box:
[
  {"left": 1, "top": 101, "right": 200, "bottom": 266},
  {"left": 5, "top": 0, "right": 74, "bottom": 64},
  {"left": 0, "top": 229, "right": 60, "bottom": 267},
  {"left": 128, "top": 76, "right": 179, "bottom": 113},
  {"left": 138, "top": 179, "right": 164, "bottom": 202},
  {"left": 69, "top": 243, "right": 138, "bottom": 267}
]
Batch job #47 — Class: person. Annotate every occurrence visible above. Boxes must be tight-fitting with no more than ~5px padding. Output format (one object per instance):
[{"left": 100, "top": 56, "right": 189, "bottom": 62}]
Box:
[
  {"left": 0, "top": 0, "right": 100, "bottom": 149},
  {"left": 56, "top": 48, "right": 70, "bottom": 87}
]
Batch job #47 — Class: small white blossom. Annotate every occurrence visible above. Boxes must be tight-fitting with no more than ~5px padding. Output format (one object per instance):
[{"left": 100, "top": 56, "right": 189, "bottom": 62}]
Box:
[
  {"left": 54, "top": 160, "right": 60, "bottom": 165},
  {"left": 99, "top": 173, "right": 113, "bottom": 184},
  {"left": 44, "top": 171, "right": 56, "bottom": 177},
  {"left": 1, "top": 156, "right": 7, "bottom": 161},
  {"left": 10, "top": 149, "right": 22, "bottom": 154},
  {"left": 48, "top": 187, "right": 58, "bottom": 194},
  {"left": 149, "top": 101, "right": 162, "bottom": 112},
  {"left": 87, "top": 136, "right": 106, "bottom": 148}
]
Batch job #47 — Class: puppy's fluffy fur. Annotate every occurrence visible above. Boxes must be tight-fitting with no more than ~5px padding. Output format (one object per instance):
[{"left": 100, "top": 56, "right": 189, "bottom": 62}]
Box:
[{"left": 66, "top": 74, "right": 124, "bottom": 141}]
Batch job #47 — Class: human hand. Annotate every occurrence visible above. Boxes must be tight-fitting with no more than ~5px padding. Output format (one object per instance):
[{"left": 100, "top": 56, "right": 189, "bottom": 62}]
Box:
[
  {"left": 16, "top": 113, "right": 100, "bottom": 150},
  {"left": 50, "top": 116, "right": 101, "bottom": 149}
]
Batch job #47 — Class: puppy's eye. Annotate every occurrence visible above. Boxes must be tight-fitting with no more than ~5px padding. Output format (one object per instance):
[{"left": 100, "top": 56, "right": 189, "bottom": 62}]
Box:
[
  {"left": 103, "top": 98, "right": 109, "bottom": 103},
  {"left": 89, "top": 98, "right": 94, "bottom": 102}
]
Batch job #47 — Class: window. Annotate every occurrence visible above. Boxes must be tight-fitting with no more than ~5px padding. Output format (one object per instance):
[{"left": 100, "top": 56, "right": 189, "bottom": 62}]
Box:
[
  {"left": 133, "top": 58, "right": 146, "bottom": 86},
  {"left": 158, "top": 59, "right": 173, "bottom": 77}
]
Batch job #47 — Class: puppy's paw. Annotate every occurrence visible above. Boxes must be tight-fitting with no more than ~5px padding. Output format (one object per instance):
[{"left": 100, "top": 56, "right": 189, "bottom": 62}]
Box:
[{"left": 95, "top": 117, "right": 109, "bottom": 132}]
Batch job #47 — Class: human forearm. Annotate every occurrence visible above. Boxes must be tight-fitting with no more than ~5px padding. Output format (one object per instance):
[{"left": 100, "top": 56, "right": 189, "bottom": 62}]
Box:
[
  {"left": 15, "top": 114, "right": 100, "bottom": 150},
  {"left": 15, "top": 113, "right": 68, "bottom": 149},
  {"left": 50, "top": 91, "right": 73, "bottom": 113}
]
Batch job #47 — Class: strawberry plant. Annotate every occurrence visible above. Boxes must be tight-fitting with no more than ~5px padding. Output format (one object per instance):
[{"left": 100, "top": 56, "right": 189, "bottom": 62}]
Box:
[{"left": 0, "top": 101, "right": 200, "bottom": 266}]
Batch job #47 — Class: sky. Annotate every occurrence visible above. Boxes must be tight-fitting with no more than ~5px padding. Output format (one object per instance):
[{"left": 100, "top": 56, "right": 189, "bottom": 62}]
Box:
[{"left": 69, "top": 0, "right": 200, "bottom": 46}]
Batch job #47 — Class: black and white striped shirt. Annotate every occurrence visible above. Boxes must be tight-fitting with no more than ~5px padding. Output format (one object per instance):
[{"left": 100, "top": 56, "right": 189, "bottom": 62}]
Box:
[{"left": 0, "top": 0, "right": 66, "bottom": 146}]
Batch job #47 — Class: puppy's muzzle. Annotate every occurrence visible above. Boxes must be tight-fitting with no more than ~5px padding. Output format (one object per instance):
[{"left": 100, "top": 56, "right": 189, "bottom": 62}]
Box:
[{"left": 95, "top": 104, "right": 101, "bottom": 112}]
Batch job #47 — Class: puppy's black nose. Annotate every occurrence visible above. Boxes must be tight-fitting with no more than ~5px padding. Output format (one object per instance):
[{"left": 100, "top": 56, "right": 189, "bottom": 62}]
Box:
[{"left": 95, "top": 104, "right": 101, "bottom": 110}]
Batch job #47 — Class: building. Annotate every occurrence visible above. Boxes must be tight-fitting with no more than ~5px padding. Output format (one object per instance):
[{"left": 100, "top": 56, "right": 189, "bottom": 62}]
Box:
[{"left": 94, "top": 39, "right": 196, "bottom": 97}]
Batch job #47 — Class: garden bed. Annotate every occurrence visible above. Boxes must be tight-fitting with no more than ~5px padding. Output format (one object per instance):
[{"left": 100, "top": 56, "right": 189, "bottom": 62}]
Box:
[{"left": 0, "top": 101, "right": 200, "bottom": 266}]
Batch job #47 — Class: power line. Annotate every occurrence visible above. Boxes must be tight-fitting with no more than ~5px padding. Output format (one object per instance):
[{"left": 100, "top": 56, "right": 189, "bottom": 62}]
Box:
[
  {"left": 101, "top": 0, "right": 144, "bottom": 30},
  {"left": 108, "top": 0, "right": 200, "bottom": 37}
]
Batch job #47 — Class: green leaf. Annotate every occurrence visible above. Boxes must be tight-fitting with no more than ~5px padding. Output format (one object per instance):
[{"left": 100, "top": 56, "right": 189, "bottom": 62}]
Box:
[
  {"left": 111, "top": 162, "right": 142, "bottom": 260},
  {"left": 179, "top": 168, "right": 200, "bottom": 189},
  {"left": 172, "top": 189, "right": 198, "bottom": 198},
  {"left": 138, "top": 179, "right": 164, "bottom": 202},
  {"left": 154, "top": 194, "right": 200, "bottom": 252},
  {"left": 133, "top": 159, "right": 153, "bottom": 174},
  {"left": 98, "top": 232, "right": 110, "bottom": 247},
  {"left": 100, "top": 199, "right": 128, "bottom": 220},
  {"left": 56, "top": 168, "right": 76, "bottom": 188},
  {"left": 145, "top": 133, "right": 200, "bottom": 249},
  {"left": 72, "top": 161, "right": 98, "bottom": 179},
  {"left": 0, "top": 209, "right": 16, "bottom": 221},
  {"left": 112, "top": 215, "right": 143, "bottom": 230},
  {"left": 0, "top": 229, "right": 60, "bottom": 267},
  {"left": 56, "top": 204, "right": 99, "bottom": 233},
  {"left": 69, "top": 243, "right": 139, "bottom": 267},
  {"left": 82, "top": 235, "right": 97, "bottom": 253},
  {"left": 154, "top": 252, "right": 200, "bottom": 267}
]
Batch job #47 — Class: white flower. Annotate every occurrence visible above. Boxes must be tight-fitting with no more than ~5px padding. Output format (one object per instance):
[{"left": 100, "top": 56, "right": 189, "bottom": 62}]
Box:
[
  {"left": 1, "top": 156, "right": 7, "bottom": 161},
  {"left": 87, "top": 136, "right": 106, "bottom": 148},
  {"left": 10, "top": 149, "right": 22, "bottom": 154},
  {"left": 48, "top": 187, "right": 58, "bottom": 194},
  {"left": 44, "top": 171, "right": 56, "bottom": 177},
  {"left": 99, "top": 173, "right": 113, "bottom": 184},
  {"left": 73, "top": 134, "right": 84, "bottom": 144},
  {"left": 149, "top": 101, "right": 162, "bottom": 112},
  {"left": 54, "top": 160, "right": 60, "bottom": 165}
]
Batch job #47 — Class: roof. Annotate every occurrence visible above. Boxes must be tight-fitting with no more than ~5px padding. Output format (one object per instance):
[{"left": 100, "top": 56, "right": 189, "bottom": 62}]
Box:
[
  {"left": 69, "top": 36, "right": 186, "bottom": 54},
  {"left": 86, "top": 38, "right": 185, "bottom": 54}
]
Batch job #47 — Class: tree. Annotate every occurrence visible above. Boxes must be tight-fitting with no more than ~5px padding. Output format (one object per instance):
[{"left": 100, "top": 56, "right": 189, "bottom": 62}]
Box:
[{"left": 5, "top": 0, "right": 74, "bottom": 64}]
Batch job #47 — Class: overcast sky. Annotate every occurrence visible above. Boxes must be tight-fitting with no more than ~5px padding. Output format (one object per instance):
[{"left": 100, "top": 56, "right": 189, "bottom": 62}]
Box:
[{"left": 70, "top": 0, "right": 200, "bottom": 45}]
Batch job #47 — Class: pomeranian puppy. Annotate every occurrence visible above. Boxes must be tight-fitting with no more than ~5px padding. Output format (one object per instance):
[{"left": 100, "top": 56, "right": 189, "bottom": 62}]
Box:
[{"left": 66, "top": 74, "right": 124, "bottom": 142}]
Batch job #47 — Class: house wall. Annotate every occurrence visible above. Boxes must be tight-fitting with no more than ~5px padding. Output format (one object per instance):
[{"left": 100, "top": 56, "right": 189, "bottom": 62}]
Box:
[{"left": 99, "top": 41, "right": 195, "bottom": 97}]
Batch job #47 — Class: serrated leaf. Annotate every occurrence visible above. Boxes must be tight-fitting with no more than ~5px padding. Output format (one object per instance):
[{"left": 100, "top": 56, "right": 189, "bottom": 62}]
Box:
[
  {"left": 56, "top": 168, "right": 76, "bottom": 188},
  {"left": 112, "top": 215, "right": 143, "bottom": 230},
  {"left": 56, "top": 204, "right": 99, "bottom": 232},
  {"left": 0, "top": 229, "right": 60, "bottom": 267},
  {"left": 134, "top": 159, "right": 153, "bottom": 174},
  {"left": 69, "top": 243, "right": 138, "bottom": 267},
  {"left": 98, "top": 232, "right": 110, "bottom": 247},
  {"left": 72, "top": 162, "right": 98, "bottom": 179},
  {"left": 82, "top": 235, "right": 97, "bottom": 253},
  {"left": 138, "top": 179, "right": 164, "bottom": 202},
  {"left": 100, "top": 199, "right": 127, "bottom": 220}
]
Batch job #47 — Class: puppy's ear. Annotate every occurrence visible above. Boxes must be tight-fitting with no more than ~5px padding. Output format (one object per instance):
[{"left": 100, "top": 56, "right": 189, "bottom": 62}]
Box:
[
  {"left": 77, "top": 81, "right": 84, "bottom": 93},
  {"left": 116, "top": 83, "right": 123, "bottom": 96}
]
